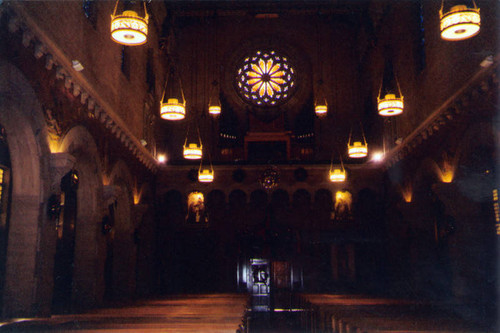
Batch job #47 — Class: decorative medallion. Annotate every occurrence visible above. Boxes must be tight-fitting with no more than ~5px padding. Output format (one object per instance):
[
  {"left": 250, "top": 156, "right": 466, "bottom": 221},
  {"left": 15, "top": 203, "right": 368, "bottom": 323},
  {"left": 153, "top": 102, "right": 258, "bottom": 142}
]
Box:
[
  {"left": 236, "top": 50, "right": 295, "bottom": 107},
  {"left": 259, "top": 166, "right": 280, "bottom": 190}
]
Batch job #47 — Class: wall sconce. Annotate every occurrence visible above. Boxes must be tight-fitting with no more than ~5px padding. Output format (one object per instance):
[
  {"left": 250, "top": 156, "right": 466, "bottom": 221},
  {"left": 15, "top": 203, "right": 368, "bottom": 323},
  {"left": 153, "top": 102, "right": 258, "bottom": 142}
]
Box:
[{"left": 47, "top": 194, "right": 61, "bottom": 220}]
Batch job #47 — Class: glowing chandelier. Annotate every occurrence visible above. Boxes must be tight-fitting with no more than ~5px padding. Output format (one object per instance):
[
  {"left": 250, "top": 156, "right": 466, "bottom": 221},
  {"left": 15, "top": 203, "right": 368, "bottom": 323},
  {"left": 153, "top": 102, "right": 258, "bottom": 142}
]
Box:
[
  {"left": 439, "top": 1, "right": 480, "bottom": 41},
  {"left": 378, "top": 63, "right": 404, "bottom": 116},
  {"left": 183, "top": 143, "right": 202, "bottom": 160},
  {"left": 347, "top": 126, "right": 368, "bottom": 158},
  {"left": 110, "top": 0, "right": 149, "bottom": 46},
  {"left": 315, "top": 80, "right": 328, "bottom": 117},
  {"left": 208, "top": 81, "right": 221, "bottom": 116},
  {"left": 329, "top": 154, "right": 346, "bottom": 182},
  {"left": 161, "top": 68, "right": 186, "bottom": 121},
  {"left": 198, "top": 168, "right": 214, "bottom": 183},
  {"left": 183, "top": 121, "right": 202, "bottom": 160}
]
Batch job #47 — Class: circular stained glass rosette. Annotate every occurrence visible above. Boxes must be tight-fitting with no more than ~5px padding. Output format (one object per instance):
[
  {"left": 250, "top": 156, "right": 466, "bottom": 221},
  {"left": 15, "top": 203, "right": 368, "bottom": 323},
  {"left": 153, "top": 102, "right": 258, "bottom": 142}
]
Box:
[{"left": 237, "top": 50, "right": 295, "bottom": 106}]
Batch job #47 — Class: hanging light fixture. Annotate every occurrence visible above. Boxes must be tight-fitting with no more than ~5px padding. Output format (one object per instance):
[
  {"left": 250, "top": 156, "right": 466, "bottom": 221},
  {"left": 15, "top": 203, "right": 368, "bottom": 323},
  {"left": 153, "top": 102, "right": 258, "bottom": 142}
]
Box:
[
  {"left": 439, "top": 1, "right": 480, "bottom": 41},
  {"left": 198, "top": 143, "right": 214, "bottom": 182},
  {"left": 347, "top": 127, "right": 368, "bottom": 158},
  {"left": 160, "top": 67, "right": 186, "bottom": 120},
  {"left": 378, "top": 94, "right": 404, "bottom": 116},
  {"left": 208, "top": 81, "right": 221, "bottom": 116},
  {"left": 315, "top": 81, "right": 328, "bottom": 117},
  {"left": 315, "top": 99, "right": 328, "bottom": 117},
  {"left": 110, "top": 0, "right": 149, "bottom": 46},
  {"left": 183, "top": 121, "right": 202, "bottom": 160},
  {"left": 198, "top": 168, "right": 214, "bottom": 182},
  {"left": 378, "top": 60, "right": 404, "bottom": 116},
  {"left": 329, "top": 154, "right": 346, "bottom": 182},
  {"left": 183, "top": 143, "right": 202, "bottom": 160},
  {"left": 329, "top": 168, "right": 346, "bottom": 182}
]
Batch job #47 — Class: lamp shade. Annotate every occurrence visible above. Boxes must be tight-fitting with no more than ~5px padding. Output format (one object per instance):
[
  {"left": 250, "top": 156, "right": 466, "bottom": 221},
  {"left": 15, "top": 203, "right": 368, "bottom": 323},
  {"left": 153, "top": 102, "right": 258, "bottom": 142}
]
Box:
[
  {"left": 315, "top": 103, "right": 328, "bottom": 117},
  {"left": 183, "top": 143, "right": 202, "bottom": 160},
  {"left": 348, "top": 141, "right": 368, "bottom": 158},
  {"left": 440, "top": 5, "right": 480, "bottom": 41},
  {"left": 198, "top": 169, "right": 214, "bottom": 182},
  {"left": 208, "top": 103, "right": 221, "bottom": 116},
  {"left": 111, "top": 10, "right": 148, "bottom": 46},
  {"left": 329, "top": 168, "right": 346, "bottom": 182},
  {"left": 161, "top": 98, "right": 186, "bottom": 120},
  {"left": 378, "top": 93, "right": 404, "bottom": 116}
]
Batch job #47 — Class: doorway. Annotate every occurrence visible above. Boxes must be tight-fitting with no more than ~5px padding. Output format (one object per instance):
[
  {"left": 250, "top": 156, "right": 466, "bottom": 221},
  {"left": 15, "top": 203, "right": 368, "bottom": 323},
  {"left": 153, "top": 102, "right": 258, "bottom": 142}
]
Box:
[{"left": 52, "top": 170, "right": 79, "bottom": 313}]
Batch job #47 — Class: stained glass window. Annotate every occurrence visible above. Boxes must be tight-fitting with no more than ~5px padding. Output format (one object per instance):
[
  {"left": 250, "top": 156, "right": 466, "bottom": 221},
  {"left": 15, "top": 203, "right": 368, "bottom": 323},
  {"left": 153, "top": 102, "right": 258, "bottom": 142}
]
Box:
[{"left": 236, "top": 50, "right": 295, "bottom": 106}]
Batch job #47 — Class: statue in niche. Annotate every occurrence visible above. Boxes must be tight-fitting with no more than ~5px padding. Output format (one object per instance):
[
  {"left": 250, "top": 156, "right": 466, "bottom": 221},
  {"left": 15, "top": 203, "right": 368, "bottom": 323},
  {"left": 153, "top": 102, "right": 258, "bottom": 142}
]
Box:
[
  {"left": 186, "top": 192, "right": 208, "bottom": 224},
  {"left": 44, "top": 108, "right": 62, "bottom": 141},
  {"left": 332, "top": 190, "right": 353, "bottom": 222}
]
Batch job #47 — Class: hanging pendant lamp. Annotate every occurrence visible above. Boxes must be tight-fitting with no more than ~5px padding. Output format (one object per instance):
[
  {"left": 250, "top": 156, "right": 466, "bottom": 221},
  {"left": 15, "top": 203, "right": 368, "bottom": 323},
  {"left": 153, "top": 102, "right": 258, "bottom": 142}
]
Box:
[
  {"left": 347, "top": 126, "right": 368, "bottom": 158},
  {"left": 329, "top": 154, "right": 346, "bottom": 182},
  {"left": 315, "top": 80, "right": 328, "bottom": 117},
  {"left": 198, "top": 146, "right": 214, "bottom": 182},
  {"left": 183, "top": 121, "right": 202, "bottom": 160},
  {"left": 440, "top": 1, "right": 480, "bottom": 41},
  {"left": 198, "top": 168, "right": 214, "bottom": 182},
  {"left": 378, "top": 64, "right": 404, "bottom": 116},
  {"left": 110, "top": 0, "right": 149, "bottom": 46},
  {"left": 161, "top": 67, "right": 186, "bottom": 121},
  {"left": 208, "top": 82, "right": 221, "bottom": 116}
]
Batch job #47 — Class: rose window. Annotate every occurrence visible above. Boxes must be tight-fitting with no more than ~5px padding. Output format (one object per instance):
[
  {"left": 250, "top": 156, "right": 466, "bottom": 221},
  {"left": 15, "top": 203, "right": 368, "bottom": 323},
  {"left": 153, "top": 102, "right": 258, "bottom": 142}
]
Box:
[{"left": 236, "top": 50, "right": 295, "bottom": 106}]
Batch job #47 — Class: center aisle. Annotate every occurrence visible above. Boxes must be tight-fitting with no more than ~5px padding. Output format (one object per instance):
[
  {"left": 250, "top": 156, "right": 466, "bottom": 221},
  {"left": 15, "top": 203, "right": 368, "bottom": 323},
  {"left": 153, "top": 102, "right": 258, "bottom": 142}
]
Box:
[{"left": 0, "top": 294, "right": 249, "bottom": 332}]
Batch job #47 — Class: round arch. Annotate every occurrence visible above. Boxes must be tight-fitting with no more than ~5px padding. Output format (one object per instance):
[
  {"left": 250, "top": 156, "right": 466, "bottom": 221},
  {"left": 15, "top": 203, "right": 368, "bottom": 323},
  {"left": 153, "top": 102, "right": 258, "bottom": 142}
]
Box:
[
  {"left": 107, "top": 159, "right": 136, "bottom": 300},
  {"left": 0, "top": 59, "right": 51, "bottom": 317},
  {"left": 59, "top": 125, "right": 104, "bottom": 309}
]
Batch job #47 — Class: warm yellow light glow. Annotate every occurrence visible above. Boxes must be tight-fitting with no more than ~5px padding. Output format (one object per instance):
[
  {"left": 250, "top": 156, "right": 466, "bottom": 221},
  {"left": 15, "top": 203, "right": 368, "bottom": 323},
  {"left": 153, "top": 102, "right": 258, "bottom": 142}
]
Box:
[
  {"left": 378, "top": 93, "right": 404, "bottom": 116},
  {"left": 402, "top": 185, "right": 413, "bottom": 203},
  {"left": 329, "top": 168, "right": 346, "bottom": 182},
  {"left": 111, "top": 10, "right": 148, "bottom": 46},
  {"left": 198, "top": 169, "right": 214, "bottom": 183},
  {"left": 160, "top": 98, "right": 186, "bottom": 120},
  {"left": 372, "top": 152, "right": 384, "bottom": 162},
  {"left": 335, "top": 191, "right": 352, "bottom": 209},
  {"left": 183, "top": 143, "right": 202, "bottom": 160},
  {"left": 315, "top": 104, "right": 328, "bottom": 117},
  {"left": 48, "top": 137, "right": 61, "bottom": 153},
  {"left": 157, "top": 154, "right": 167, "bottom": 163},
  {"left": 439, "top": 158, "right": 455, "bottom": 183},
  {"left": 208, "top": 104, "right": 221, "bottom": 116},
  {"left": 440, "top": 5, "right": 480, "bottom": 41},
  {"left": 102, "top": 175, "right": 111, "bottom": 186},
  {"left": 0, "top": 168, "right": 3, "bottom": 204},
  {"left": 348, "top": 141, "right": 368, "bottom": 158},
  {"left": 133, "top": 188, "right": 142, "bottom": 205},
  {"left": 493, "top": 190, "right": 500, "bottom": 231}
]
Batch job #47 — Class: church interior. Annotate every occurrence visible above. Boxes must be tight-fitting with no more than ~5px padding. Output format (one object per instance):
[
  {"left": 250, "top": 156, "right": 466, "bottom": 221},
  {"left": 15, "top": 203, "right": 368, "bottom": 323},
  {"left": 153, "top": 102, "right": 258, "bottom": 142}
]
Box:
[{"left": 0, "top": 0, "right": 498, "bottom": 331}]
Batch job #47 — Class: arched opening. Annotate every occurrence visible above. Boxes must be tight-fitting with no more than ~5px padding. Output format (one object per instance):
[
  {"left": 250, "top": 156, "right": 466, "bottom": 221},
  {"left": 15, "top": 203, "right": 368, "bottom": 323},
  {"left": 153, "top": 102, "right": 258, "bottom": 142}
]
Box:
[
  {"left": 52, "top": 169, "right": 79, "bottom": 313},
  {"left": 0, "top": 125, "right": 11, "bottom": 312}
]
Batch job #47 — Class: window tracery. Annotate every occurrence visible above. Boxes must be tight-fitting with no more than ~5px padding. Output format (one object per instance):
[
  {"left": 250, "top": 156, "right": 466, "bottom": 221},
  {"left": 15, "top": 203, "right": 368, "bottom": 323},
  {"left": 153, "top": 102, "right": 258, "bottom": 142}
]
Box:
[{"left": 236, "top": 50, "right": 295, "bottom": 106}]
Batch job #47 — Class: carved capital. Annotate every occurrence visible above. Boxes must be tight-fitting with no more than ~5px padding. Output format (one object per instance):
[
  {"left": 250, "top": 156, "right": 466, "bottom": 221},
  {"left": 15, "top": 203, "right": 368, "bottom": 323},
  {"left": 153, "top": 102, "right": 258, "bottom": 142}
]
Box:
[
  {"left": 103, "top": 185, "right": 123, "bottom": 207},
  {"left": 50, "top": 152, "right": 76, "bottom": 193}
]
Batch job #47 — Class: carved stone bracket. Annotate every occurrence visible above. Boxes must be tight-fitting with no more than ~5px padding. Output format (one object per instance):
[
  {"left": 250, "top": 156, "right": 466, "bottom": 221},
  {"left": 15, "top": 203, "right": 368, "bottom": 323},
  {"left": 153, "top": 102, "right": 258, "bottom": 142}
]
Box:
[
  {"left": 49, "top": 152, "right": 76, "bottom": 193},
  {"left": 103, "top": 185, "right": 123, "bottom": 207},
  {"left": 3, "top": 5, "right": 158, "bottom": 173}
]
